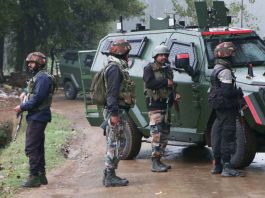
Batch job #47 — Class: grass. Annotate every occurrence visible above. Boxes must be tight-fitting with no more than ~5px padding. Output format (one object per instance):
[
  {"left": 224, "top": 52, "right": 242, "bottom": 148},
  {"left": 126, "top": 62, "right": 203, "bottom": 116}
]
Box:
[{"left": 0, "top": 113, "right": 74, "bottom": 198}]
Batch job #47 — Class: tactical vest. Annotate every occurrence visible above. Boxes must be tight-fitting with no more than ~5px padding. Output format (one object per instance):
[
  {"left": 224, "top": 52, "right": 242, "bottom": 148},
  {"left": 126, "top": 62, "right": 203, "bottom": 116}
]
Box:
[
  {"left": 26, "top": 70, "right": 55, "bottom": 111},
  {"left": 109, "top": 61, "right": 135, "bottom": 108},
  {"left": 145, "top": 63, "right": 173, "bottom": 101},
  {"left": 208, "top": 65, "right": 237, "bottom": 109}
]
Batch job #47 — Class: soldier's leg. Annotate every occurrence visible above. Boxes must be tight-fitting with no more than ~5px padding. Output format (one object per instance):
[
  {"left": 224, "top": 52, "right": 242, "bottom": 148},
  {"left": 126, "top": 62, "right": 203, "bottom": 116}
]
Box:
[
  {"left": 211, "top": 111, "right": 223, "bottom": 174},
  {"left": 23, "top": 120, "right": 46, "bottom": 187},
  {"left": 220, "top": 110, "right": 240, "bottom": 177},
  {"left": 159, "top": 118, "right": 171, "bottom": 169},
  {"left": 103, "top": 110, "right": 129, "bottom": 187},
  {"left": 148, "top": 111, "right": 167, "bottom": 172}
]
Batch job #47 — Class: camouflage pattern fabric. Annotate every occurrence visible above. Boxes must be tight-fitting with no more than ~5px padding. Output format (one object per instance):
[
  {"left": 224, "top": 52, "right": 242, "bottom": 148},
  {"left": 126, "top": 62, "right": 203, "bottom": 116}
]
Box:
[
  {"left": 103, "top": 109, "right": 128, "bottom": 169},
  {"left": 109, "top": 39, "right": 131, "bottom": 55},
  {"left": 26, "top": 52, "right": 46, "bottom": 66},
  {"left": 148, "top": 110, "right": 170, "bottom": 158},
  {"left": 214, "top": 42, "right": 236, "bottom": 58}
]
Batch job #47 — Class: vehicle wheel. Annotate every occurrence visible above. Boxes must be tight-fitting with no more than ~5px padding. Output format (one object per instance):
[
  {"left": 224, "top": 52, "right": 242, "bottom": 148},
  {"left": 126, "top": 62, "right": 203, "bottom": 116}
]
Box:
[
  {"left": 64, "top": 81, "right": 77, "bottom": 100},
  {"left": 230, "top": 118, "right": 257, "bottom": 168},
  {"left": 211, "top": 118, "right": 256, "bottom": 169},
  {"left": 120, "top": 116, "right": 142, "bottom": 160}
]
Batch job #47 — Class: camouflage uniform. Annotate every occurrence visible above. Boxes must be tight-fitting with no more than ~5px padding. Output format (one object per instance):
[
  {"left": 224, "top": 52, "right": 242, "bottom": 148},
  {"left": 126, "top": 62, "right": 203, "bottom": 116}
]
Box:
[
  {"left": 144, "top": 62, "right": 173, "bottom": 159},
  {"left": 103, "top": 39, "right": 135, "bottom": 187},
  {"left": 103, "top": 108, "right": 128, "bottom": 169}
]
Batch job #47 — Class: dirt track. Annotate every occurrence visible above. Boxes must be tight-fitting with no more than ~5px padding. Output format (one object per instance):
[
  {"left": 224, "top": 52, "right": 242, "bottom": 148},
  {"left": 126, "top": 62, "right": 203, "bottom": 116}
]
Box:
[{"left": 16, "top": 91, "right": 265, "bottom": 198}]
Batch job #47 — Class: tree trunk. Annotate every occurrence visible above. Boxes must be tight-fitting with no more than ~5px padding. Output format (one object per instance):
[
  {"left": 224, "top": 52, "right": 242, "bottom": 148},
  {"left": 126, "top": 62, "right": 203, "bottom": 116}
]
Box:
[
  {"left": 15, "top": 30, "right": 25, "bottom": 72},
  {"left": 0, "top": 36, "right": 5, "bottom": 83}
]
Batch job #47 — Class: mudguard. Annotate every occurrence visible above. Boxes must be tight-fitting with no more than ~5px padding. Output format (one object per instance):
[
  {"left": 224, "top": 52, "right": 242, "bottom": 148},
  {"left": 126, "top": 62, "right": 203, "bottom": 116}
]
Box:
[{"left": 244, "top": 88, "right": 265, "bottom": 133}]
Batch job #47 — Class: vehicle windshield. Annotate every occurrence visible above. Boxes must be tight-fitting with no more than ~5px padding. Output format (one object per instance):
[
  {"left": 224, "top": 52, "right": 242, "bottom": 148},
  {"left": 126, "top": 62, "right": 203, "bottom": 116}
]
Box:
[{"left": 206, "top": 36, "right": 265, "bottom": 68}]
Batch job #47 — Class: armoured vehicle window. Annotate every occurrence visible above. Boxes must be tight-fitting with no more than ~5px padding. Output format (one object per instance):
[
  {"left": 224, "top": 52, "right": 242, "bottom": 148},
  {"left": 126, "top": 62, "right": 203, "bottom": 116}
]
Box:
[
  {"left": 63, "top": 52, "right": 78, "bottom": 64},
  {"left": 100, "top": 37, "right": 148, "bottom": 57},
  {"left": 84, "top": 54, "right": 95, "bottom": 68},
  {"left": 206, "top": 37, "right": 265, "bottom": 68},
  {"left": 168, "top": 40, "right": 197, "bottom": 71}
]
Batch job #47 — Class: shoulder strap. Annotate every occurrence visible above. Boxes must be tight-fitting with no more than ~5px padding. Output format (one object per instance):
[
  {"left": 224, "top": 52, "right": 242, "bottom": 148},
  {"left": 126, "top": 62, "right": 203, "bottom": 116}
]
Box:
[{"left": 211, "top": 66, "right": 226, "bottom": 87}]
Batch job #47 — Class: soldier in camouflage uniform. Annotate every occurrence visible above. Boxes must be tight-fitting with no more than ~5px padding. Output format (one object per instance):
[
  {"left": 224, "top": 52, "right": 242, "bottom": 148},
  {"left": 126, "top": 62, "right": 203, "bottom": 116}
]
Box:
[
  {"left": 143, "top": 45, "right": 181, "bottom": 172},
  {"left": 209, "top": 42, "right": 244, "bottom": 177},
  {"left": 103, "top": 39, "right": 135, "bottom": 187},
  {"left": 14, "top": 52, "right": 55, "bottom": 187}
]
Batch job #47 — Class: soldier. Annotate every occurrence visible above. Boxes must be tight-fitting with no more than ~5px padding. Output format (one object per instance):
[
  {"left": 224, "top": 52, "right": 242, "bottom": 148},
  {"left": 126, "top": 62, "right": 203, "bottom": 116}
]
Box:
[
  {"left": 103, "top": 39, "right": 135, "bottom": 187},
  {"left": 14, "top": 52, "right": 55, "bottom": 187},
  {"left": 143, "top": 44, "right": 181, "bottom": 172},
  {"left": 208, "top": 42, "right": 244, "bottom": 177}
]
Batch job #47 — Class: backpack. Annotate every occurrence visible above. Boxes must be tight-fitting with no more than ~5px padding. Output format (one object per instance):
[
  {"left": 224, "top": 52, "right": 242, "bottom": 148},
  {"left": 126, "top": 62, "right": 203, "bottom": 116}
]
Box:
[{"left": 90, "top": 64, "right": 111, "bottom": 105}]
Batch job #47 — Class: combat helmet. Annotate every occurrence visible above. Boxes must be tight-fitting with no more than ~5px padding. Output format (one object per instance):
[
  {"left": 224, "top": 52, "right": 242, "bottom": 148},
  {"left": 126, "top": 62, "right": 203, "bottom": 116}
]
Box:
[
  {"left": 26, "top": 52, "right": 47, "bottom": 67},
  {"left": 214, "top": 42, "right": 236, "bottom": 58},
  {"left": 152, "top": 45, "right": 169, "bottom": 58},
  {"left": 109, "top": 39, "right": 131, "bottom": 55}
]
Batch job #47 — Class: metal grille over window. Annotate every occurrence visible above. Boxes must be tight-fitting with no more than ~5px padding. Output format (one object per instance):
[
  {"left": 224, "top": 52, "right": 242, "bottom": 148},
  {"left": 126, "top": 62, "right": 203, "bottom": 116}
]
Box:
[{"left": 101, "top": 37, "right": 148, "bottom": 57}]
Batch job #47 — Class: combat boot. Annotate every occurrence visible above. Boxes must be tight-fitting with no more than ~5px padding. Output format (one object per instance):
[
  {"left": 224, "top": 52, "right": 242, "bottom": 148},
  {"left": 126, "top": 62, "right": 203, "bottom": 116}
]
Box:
[
  {"left": 104, "top": 169, "right": 129, "bottom": 187},
  {"left": 39, "top": 172, "right": 48, "bottom": 185},
  {"left": 151, "top": 157, "right": 168, "bottom": 172},
  {"left": 211, "top": 159, "right": 223, "bottom": 174},
  {"left": 159, "top": 159, "right": 171, "bottom": 170},
  {"left": 103, "top": 169, "right": 128, "bottom": 186},
  {"left": 221, "top": 163, "right": 240, "bottom": 177},
  {"left": 21, "top": 175, "right": 41, "bottom": 187}
]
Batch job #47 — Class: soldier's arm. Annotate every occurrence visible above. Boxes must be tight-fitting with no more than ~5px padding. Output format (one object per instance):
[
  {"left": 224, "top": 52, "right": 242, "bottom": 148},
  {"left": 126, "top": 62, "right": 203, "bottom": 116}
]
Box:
[{"left": 105, "top": 65, "right": 122, "bottom": 117}]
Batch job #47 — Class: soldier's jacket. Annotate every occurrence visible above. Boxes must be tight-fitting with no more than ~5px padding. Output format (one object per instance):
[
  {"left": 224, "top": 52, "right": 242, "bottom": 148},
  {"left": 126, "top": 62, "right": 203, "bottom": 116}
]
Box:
[
  {"left": 143, "top": 62, "right": 174, "bottom": 111},
  {"left": 105, "top": 56, "right": 135, "bottom": 116},
  {"left": 21, "top": 70, "right": 56, "bottom": 122}
]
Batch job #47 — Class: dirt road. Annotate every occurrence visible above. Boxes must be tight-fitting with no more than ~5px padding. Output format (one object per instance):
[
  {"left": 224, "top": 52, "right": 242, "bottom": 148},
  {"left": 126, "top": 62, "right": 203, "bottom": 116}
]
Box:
[{"left": 16, "top": 91, "right": 265, "bottom": 198}]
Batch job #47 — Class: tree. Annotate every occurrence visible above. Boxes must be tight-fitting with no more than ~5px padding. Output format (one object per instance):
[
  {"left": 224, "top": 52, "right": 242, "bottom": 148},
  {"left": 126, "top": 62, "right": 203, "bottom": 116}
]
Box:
[
  {"left": 171, "top": 0, "right": 257, "bottom": 30},
  {"left": 0, "top": 0, "right": 19, "bottom": 82},
  {"left": 12, "top": 0, "right": 146, "bottom": 72}
]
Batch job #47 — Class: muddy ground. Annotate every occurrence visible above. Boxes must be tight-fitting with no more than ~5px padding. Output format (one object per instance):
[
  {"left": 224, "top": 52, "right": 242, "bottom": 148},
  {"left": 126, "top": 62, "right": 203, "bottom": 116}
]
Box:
[{"left": 14, "top": 90, "right": 265, "bottom": 198}]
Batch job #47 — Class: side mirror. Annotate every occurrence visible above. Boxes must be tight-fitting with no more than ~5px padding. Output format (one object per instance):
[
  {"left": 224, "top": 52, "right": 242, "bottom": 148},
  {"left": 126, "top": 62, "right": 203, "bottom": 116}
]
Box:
[
  {"left": 175, "top": 53, "right": 197, "bottom": 77},
  {"left": 175, "top": 53, "right": 190, "bottom": 69}
]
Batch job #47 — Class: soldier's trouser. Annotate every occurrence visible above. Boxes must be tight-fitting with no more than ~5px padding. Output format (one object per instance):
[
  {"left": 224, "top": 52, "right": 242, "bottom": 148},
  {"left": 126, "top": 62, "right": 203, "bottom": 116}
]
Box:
[
  {"left": 25, "top": 120, "right": 47, "bottom": 176},
  {"left": 148, "top": 110, "right": 170, "bottom": 158},
  {"left": 211, "top": 109, "right": 237, "bottom": 163},
  {"left": 103, "top": 109, "right": 127, "bottom": 169}
]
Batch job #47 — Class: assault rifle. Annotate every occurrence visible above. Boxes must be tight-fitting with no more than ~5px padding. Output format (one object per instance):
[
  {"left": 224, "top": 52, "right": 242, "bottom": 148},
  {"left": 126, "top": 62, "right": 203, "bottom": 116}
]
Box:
[
  {"left": 14, "top": 111, "right": 23, "bottom": 141},
  {"left": 14, "top": 96, "right": 26, "bottom": 141}
]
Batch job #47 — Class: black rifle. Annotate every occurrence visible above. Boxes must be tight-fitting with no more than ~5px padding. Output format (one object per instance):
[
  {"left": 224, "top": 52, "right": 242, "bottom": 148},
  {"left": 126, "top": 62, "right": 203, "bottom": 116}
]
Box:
[
  {"left": 14, "top": 96, "right": 26, "bottom": 141},
  {"left": 14, "top": 111, "right": 23, "bottom": 141}
]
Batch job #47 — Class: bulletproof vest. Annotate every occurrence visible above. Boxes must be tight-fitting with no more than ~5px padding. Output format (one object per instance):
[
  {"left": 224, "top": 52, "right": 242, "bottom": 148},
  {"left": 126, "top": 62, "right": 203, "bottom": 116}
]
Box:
[
  {"left": 208, "top": 65, "right": 237, "bottom": 109},
  {"left": 26, "top": 70, "right": 55, "bottom": 111},
  {"left": 145, "top": 62, "right": 173, "bottom": 101},
  {"left": 109, "top": 61, "right": 136, "bottom": 108}
]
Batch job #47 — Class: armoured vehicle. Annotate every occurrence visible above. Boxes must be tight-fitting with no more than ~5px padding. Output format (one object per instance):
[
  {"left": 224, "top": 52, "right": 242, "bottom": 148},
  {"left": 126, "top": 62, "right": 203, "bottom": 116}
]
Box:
[
  {"left": 80, "top": 1, "right": 265, "bottom": 168},
  {"left": 59, "top": 50, "right": 96, "bottom": 99}
]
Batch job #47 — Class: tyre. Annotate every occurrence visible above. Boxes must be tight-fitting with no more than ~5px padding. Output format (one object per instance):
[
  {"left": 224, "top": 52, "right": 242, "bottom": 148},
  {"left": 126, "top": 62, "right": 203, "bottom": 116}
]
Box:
[
  {"left": 64, "top": 81, "right": 77, "bottom": 100},
  {"left": 211, "top": 118, "right": 256, "bottom": 169},
  {"left": 230, "top": 118, "right": 257, "bottom": 168},
  {"left": 120, "top": 116, "right": 142, "bottom": 160}
]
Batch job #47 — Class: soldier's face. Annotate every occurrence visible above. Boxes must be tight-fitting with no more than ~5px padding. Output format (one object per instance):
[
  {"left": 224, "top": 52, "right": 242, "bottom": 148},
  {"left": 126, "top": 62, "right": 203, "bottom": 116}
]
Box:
[
  {"left": 27, "top": 61, "right": 37, "bottom": 71},
  {"left": 155, "top": 54, "right": 168, "bottom": 65}
]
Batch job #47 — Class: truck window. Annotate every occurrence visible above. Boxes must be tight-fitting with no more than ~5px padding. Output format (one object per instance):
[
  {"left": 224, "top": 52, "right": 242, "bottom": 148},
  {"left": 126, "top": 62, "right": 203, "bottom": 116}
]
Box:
[
  {"left": 206, "top": 37, "right": 265, "bottom": 68},
  {"left": 100, "top": 37, "right": 148, "bottom": 57}
]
